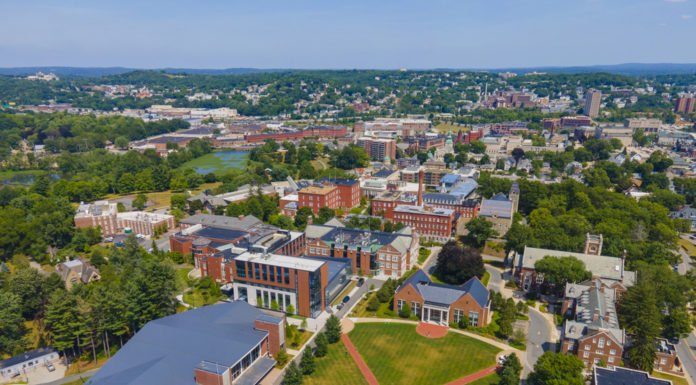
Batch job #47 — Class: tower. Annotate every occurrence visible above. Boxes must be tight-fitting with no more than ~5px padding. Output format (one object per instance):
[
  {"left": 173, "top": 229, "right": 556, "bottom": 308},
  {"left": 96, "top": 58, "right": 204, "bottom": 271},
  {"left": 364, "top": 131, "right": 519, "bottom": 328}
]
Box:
[
  {"left": 509, "top": 181, "right": 520, "bottom": 213},
  {"left": 584, "top": 233, "right": 603, "bottom": 256}
]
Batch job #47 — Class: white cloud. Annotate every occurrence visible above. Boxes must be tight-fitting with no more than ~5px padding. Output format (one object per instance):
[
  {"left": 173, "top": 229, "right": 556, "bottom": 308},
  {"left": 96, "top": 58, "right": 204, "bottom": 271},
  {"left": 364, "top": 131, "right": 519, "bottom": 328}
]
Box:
[
  {"left": 665, "top": 0, "right": 687, "bottom": 3},
  {"left": 682, "top": 14, "right": 693, "bottom": 19}
]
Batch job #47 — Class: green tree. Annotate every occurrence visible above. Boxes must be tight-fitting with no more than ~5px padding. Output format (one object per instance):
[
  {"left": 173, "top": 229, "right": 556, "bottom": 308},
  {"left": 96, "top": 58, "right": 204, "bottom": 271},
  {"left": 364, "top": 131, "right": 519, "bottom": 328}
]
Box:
[
  {"left": 534, "top": 256, "right": 591, "bottom": 295},
  {"left": 503, "top": 222, "right": 531, "bottom": 255},
  {"left": 463, "top": 216, "right": 498, "bottom": 248},
  {"left": 499, "top": 353, "right": 522, "bottom": 385},
  {"left": 314, "top": 332, "right": 329, "bottom": 358},
  {"left": 433, "top": 241, "right": 485, "bottom": 285},
  {"left": 366, "top": 295, "right": 380, "bottom": 311},
  {"left": 283, "top": 361, "right": 303, "bottom": 385},
  {"left": 316, "top": 207, "right": 336, "bottom": 225},
  {"left": 528, "top": 351, "right": 585, "bottom": 385},
  {"left": 114, "top": 136, "right": 130, "bottom": 149},
  {"left": 301, "top": 347, "right": 315, "bottom": 375},
  {"left": 133, "top": 193, "right": 147, "bottom": 210},
  {"left": 0, "top": 292, "right": 24, "bottom": 355},
  {"left": 275, "top": 349, "right": 290, "bottom": 367},
  {"left": 325, "top": 315, "right": 342, "bottom": 344}
]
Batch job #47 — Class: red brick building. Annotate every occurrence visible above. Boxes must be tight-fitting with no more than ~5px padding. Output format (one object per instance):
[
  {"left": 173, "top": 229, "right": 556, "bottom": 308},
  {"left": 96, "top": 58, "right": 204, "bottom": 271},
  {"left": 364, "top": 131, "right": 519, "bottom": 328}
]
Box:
[
  {"left": 244, "top": 126, "right": 347, "bottom": 143},
  {"left": 356, "top": 137, "right": 396, "bottom": 161},
  {"left": 298, "top": 179, "right": 361, "bottom": 214},
  {"left": 561, "top": 116, "right": 593, "bottom": 128},
  {"left": 393, "top": 269, "right": 490, "bottom": 326},
  {"left": 305, "top": 223, "right": 419, "bottom": 276}
]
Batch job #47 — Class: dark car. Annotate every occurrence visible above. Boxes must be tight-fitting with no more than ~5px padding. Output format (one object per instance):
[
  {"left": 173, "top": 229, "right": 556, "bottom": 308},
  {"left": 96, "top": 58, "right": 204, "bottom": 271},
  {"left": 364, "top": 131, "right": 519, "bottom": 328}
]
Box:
[
  {"left": 337, "top": 303, "right": 345, "bottom": 310},
  {"left": 342, "top": 295, "right": 350, "bottom": 303},
  {"left": 357, "top": 278, "right": 365, "bottom": 287}
]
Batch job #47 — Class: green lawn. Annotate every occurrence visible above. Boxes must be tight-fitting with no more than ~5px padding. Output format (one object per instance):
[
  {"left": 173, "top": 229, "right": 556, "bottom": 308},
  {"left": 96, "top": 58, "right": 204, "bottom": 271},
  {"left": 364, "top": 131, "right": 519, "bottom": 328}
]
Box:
[
  {"left": 350, "top": 293, "right": 397, "bottom": 318},
  {"left": 652, "top": 371, "right": 688, "bottom": 385},
  {"left": 303, "top": 340, "right": 369, "bottom": 385},
  {"left": 468, "top": 373, "right": 501, "bottom": 385},
  {"left": 177, "top": 150, "right": 248, "bottom": 175},
  {"left": 182, "top": 289, "right": 224, "bottom": 307},
  {"left": 418, "top": 248, "right": 431, "bottom": 264},
  {"left": 332, "top": 280, "right": 358, "bottom": 306},
  {"left": 348, "top": 323, "right": 500, "bottom": 385},
  {"left": 482, "top": 271, "right": 490, "bottom": 287}
]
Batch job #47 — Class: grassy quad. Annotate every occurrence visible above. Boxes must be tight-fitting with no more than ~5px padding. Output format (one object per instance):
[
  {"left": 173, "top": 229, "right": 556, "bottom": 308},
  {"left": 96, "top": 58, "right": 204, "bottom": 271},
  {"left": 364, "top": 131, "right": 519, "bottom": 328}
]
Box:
[
  {"left": 348, "top": 323, "right": 500, "bottom": 385},
  {"left": 303, "top": 340, "right": 368, "bottom": 385}
]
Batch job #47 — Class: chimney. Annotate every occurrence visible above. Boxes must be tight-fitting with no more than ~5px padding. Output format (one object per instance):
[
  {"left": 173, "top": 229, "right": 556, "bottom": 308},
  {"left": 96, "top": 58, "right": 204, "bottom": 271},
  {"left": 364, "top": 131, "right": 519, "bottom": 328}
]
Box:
[
  {"left": 417, "top": 169, "right": 423, "bottom": 206},
  {"left": 238, "top": 215, "right": 245, "bottom": 221}
]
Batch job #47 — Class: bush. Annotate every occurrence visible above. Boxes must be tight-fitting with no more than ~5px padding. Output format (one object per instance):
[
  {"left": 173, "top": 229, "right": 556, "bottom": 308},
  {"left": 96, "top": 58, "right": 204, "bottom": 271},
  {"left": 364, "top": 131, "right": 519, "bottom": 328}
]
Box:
[
  {"left": 325, "top": 315, "right": 342, "bottom": 343},
  {"left": 458, "top": 315, "right": 469, "bottom": 329},
  {"left": 283, "top": 361, "right": 303, "bottom": 385},
  {"left": 276, "top": 349, "right": 290, "bottom": 367},
  {"left": 399, "top": 303, "right": 412, "bottom": 318},
  {"left": 286, "top": 304, "right": 295, "bottom": 315},
  {"left": 366, "top": 295, "right": 380, "bottom": 312}
]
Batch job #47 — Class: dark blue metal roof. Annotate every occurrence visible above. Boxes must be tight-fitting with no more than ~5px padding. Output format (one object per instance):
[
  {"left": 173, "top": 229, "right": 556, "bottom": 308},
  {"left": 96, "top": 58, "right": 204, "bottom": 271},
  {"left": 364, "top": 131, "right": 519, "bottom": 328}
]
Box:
[
  {"left": 372, "top": 168, "right": 395, "bottom": 178},
  {"left": 0, "top": 347, "right": 57, "bottom": 370},
  {"left": 86, "top": 302, "right": 280, "bottom": 385},
  {"left": 397, "top": 270, "right": 489, "bottom": 308},
  {"left": 594, "top": 366, "right": 671, "bottom": 385},
  {"left": 193, "top": 227, "right": 248, "bottom": 242}
]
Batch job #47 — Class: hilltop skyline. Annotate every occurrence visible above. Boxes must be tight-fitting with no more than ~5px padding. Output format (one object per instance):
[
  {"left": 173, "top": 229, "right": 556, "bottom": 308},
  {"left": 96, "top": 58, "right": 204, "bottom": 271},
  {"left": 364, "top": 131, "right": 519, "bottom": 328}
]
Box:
[{"left": 1, "top": 0, "right": 695, "bottom": 69}]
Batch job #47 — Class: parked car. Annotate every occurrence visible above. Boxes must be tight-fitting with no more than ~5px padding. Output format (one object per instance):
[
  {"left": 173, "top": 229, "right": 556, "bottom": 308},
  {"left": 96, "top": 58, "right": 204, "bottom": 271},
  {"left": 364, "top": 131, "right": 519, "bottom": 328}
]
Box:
[
  {"left": 342, "top": 295, "right": 350, "bottom": 303},
  {"left": 357, "top": 278, "right": 365, "bottom": 287},
  {"left": 337, "top": 303, "right": 345, "bottom": 310},
  {"left": 46, "top": 363, "right": 55, "bottom": 372}
]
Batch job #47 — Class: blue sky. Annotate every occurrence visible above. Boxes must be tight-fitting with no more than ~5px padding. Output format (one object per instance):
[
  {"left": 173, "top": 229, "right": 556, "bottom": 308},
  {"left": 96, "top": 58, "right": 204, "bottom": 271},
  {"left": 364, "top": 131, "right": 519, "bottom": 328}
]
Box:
[{"left": 0, "top": 0, "right": 694, "bottom": 69}]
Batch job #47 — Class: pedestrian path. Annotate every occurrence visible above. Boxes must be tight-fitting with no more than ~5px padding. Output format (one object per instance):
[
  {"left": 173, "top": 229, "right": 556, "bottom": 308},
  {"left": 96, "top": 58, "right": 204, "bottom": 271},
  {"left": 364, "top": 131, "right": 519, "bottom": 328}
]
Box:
[
  {"left": 416, "top": 322, "right": 448, "bottom": 338},
  {"left": 444, "top": 365, "right": 498, "bottom": 385},
  {"left": 341, "top": 334, "right": 379, "bottom": 385}
]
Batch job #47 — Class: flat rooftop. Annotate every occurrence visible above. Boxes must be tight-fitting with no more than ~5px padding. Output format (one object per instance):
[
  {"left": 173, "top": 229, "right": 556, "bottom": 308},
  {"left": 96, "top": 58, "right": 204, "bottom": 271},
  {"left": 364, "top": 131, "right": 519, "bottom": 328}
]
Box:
[
  {"left": 234, "top": 252, "right": 325, "bottom": 272},
  {"left": 299, "top": 186, "right": 336, "bottom": 195}
]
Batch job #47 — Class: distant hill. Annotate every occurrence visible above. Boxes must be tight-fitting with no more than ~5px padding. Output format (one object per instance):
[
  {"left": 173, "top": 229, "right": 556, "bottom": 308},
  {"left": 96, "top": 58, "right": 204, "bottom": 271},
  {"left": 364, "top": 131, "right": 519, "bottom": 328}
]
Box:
[
  {"left": 475, "top": 63, "right": 696, "bottom": 76},
  {"left": 0, "top": 67, "right": 287, "bottom": 77},
  {"left": 0, "top": 63, "right": 695, "bottom": 77}
]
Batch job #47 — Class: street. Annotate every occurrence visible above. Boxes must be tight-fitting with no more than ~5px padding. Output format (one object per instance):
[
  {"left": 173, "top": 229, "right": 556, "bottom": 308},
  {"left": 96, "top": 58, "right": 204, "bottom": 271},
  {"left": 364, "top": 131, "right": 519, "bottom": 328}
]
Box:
[
  {"left": 421, "top": 246, "right": 442, "bottom": 276},
  {"left": 333, "top": 278, "right": 385, "bottom": 319},
  {"left": 678, "top": 332, "right": 696, "bottom": 384},
  {"left": 525, "top": 308, "right": 554, "bottom": 374}
]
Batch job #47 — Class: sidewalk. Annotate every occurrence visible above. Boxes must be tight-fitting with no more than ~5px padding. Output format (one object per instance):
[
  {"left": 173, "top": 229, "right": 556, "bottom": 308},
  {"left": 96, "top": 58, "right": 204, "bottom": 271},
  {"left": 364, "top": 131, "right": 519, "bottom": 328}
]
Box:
[
  {"left": 445, "top": 365, "right": 498, "bottom": 385},
  {"left": 341, "top": 334, "right": 379, "bottom": 385}
]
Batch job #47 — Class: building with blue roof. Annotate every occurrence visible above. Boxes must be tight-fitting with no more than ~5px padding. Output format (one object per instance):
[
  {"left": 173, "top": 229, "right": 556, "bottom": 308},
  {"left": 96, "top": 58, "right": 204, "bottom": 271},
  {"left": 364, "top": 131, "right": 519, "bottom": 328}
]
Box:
[
  {"left": 86, "top": 301, "right": 283, "bottom": 385},
  {"left": 393, "top": 269, "right": 491, "bottom": 327}
]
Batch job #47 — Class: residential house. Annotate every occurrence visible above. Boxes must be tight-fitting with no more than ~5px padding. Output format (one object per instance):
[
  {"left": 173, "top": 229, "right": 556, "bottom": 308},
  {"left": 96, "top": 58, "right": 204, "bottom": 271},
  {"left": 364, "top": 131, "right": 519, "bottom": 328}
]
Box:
[
  {"left": 0, "top": 348, "right": 59, "bottom": 380},
  {"left": 56, "top": 258, "right": 101, "bottom": 290}
]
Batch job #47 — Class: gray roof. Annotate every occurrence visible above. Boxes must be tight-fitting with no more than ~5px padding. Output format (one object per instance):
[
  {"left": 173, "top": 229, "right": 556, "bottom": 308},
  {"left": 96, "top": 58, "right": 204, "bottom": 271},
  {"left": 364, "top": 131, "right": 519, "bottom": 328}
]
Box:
[
  {"left": 179, "top": 214, "right": 262, "bottom": 231},
  {"left": 0, "top": 347, "right": 57, "bottom": 370},
  {"left": 479, "top": 198, "right": 513, "bottom": 219},
  {"left": 306, "top": 224, "right": 414, "bottom": 255},
  {"left": 517, "top": 246, "right": 636, "bottom": 286},
  {"left": 86, "top": 302, "right": 281, "bottom": 385},
  {"left": 397, "top": 269, "right": 489, "bottom": 308},
  {"left": 594, "top": 366, "right": 671, "bottom": 385}
]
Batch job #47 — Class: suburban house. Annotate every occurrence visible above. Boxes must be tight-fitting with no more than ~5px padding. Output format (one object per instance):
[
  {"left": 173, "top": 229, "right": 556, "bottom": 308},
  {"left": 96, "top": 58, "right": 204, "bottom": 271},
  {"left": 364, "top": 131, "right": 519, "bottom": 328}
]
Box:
[
  {"left": 393, "top": 269, "right": 491, "bottom": 327},
  {"left": 86, "top": 301, "right": 284, "bottom": 385},
  {"left": 56, "top": 258, "right": 101, "bottom": 290},
  {"left": 0, "top": 348, "right": 59, "bottom": 380},
  {"left": 593, "top": 366, "right": 672, "bottom": 385},
  {"left": 560, "top": 279, "right": 625, "bottom": 370},
  {"left": 305, "top": 221, "right": 419, "bottom": 277},
  {"left": 513, "top": 234, "right": 636, "bottom": 293}
]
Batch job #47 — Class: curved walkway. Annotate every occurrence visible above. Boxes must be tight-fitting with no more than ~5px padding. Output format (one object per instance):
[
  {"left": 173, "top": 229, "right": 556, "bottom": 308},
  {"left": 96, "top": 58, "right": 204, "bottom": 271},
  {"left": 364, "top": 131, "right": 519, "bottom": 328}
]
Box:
[{"left": 341, "top": 334, "right": 379, "bottom": 385}]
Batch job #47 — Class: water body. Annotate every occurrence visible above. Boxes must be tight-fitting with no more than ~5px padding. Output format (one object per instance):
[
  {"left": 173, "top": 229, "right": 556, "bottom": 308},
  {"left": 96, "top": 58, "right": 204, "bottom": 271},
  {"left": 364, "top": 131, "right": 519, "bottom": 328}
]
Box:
[
  {"left": 1, "top": 172, "right": 60, "bottom": 186},
  {"left": 193, "top": 150, "right": 248, "bottom": 174}
]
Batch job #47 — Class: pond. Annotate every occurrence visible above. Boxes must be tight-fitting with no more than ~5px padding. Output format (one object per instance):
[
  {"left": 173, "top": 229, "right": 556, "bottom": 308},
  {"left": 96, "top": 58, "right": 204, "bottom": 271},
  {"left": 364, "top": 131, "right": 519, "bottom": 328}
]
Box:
[{"left": 182, "top": 150, "right": 249, "bottom": 174}]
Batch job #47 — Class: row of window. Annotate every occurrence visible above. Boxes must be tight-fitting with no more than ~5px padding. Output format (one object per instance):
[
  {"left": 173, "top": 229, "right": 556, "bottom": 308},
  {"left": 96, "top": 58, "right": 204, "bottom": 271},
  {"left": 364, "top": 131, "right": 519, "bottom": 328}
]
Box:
[
  {"left": 394, "top": 214, "right": 448, "bottom": 223},
  {"left": 378, "top": 254, "right": 399, "bottom": 262},
  {"left": 397, "top": 300, "right": 480, "bottom": 327},
  {"left": 235, "top": 261, "right": 291, "bottom": 285}
]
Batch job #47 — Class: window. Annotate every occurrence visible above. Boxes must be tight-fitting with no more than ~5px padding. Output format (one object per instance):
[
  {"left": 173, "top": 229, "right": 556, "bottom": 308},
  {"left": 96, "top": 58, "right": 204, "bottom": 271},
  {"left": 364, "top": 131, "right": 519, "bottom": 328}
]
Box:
[
  {"left": 660, "top": 358, "right": 667, "bottom": 365},
  {"left": 411, "top": 302, "right": 420, "bottom": 316},
  {"left": 583, "top": 351, "right": 589, "bottom": 358},
  {"left": 595, "top": 350, "right": 603, "bottom": 354},
  {"left": 609, "top": 349, "right": 616, "bottom": 355},
  {"left": 584, "top": 345, "right": 591, "bottom": 351},
  {"left": 469, "top": 311, "right": 479, "bottom": 327},
  {"left": 598, "top": 338, "right": 605, "bottom": 348},
  {"left": 608, "top": 357, "right": 615, "bottom": 363},
  {"left": 454, "top": 309, "right": 464, "bottom": 323},
  {"left": 397, "top": 299, "right": 405, "bottom": 312}
]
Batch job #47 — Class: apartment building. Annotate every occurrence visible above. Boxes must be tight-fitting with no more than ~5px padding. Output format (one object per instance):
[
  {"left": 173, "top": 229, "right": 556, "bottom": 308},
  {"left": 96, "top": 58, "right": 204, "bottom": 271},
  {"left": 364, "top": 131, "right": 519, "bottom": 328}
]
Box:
[
  {"left": 298, "top": 179, "right": 361, "bottom": 215},
  {"left": 75, "top": 201, "right": 174, "bottom": 236},
  {"left": 585, "top": 89, "right": 602, "bottom": 118},
  {"left": 357, "top": 137, "right": 396, "bottom": 161}
]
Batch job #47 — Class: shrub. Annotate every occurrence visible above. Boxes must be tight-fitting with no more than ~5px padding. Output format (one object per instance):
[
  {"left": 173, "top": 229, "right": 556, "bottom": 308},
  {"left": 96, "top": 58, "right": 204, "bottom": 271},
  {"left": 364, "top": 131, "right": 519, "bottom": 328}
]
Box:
[
  {"left": 314, "top": 333, "right": 328, "bottom": 358},
  {"left": 366, "top": 295, "right": 380, "bottom": 311},
  {"left": 458, "top": 315, "right": 469, "bottom": 329},
  {"left": 275, "top": 349, "right": 290, "bottom": 367},
  {"left": 301, "top": 348, "right": 315, "bottom": 375},
  {"left": 286, "top": 304, "right": 295, "bottom": 315},
  {"left": 325, "top": 315, "right": 342, "bottom": 343},
  {"left": 399, "top": 303, "right": 412, "bottom": 318}
]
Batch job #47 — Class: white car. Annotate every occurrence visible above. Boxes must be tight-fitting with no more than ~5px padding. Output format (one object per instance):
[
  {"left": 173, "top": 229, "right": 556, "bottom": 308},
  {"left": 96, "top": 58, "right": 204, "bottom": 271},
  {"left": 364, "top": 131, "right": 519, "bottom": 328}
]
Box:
[{"left": 46, "top": 363, "right": 55, "bottom": 372}]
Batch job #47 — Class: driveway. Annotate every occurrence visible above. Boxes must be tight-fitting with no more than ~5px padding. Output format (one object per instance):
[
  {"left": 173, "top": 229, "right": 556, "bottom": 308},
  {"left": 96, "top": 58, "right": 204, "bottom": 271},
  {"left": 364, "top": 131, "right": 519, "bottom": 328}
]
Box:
[
  {"left": 485, "top": 265, "right": 504, "bottom": 293},
  {"left": 421, "top": 246, "right": 442, "bottom": 276},
  {"left": 525, "top": 308, "right": 555, "bottom": 376},
  {"left": 334, "top": 278, "right": 385, "bottom": 319}
]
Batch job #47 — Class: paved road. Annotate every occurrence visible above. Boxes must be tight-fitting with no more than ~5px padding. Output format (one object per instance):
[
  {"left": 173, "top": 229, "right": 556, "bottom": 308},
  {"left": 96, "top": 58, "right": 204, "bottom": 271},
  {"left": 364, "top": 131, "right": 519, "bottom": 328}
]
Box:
[
  {"left": 421, "top": 246, "right": 442, "bottom": 276},
  {"left": 485, "top": 265, "right": 503, "bottom": 293},
  {"left": 333, "top": 278, "right": 385, "bottom": 320},
  {"left": 39, "top": 368, "right": 99, "bottom": 385},
  {"left": 525, "top": 309, "right": 554, "bottom": 374},
  {"left": 677, "top": 333, "right": 696, "bottom": 384}
]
